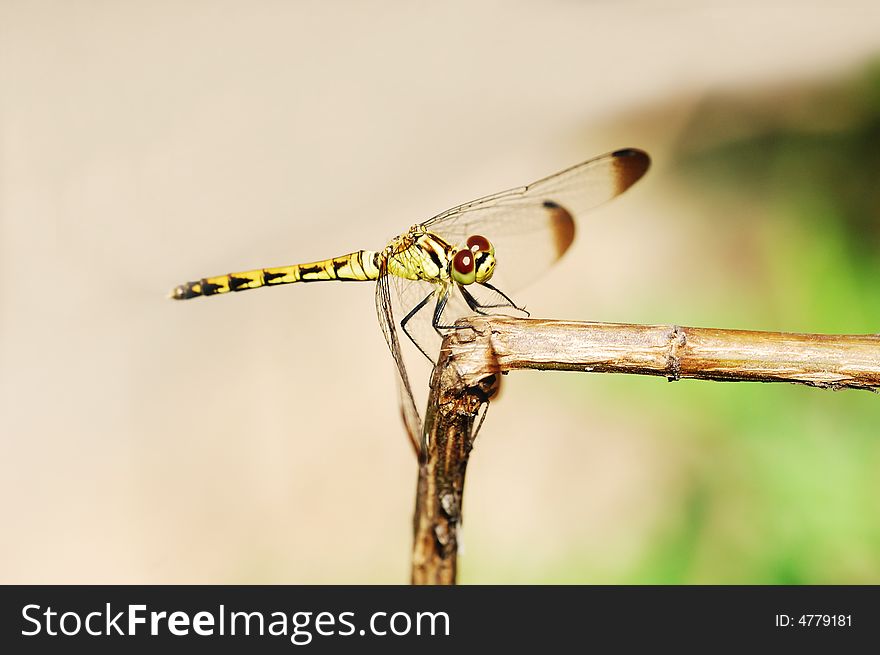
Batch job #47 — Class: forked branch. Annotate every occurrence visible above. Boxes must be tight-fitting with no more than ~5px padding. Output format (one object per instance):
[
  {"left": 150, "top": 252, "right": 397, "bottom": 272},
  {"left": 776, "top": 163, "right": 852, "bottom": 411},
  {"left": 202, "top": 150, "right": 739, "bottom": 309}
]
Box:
[{"left": 410, "top": 317, "right": 880, "bottom": 584}]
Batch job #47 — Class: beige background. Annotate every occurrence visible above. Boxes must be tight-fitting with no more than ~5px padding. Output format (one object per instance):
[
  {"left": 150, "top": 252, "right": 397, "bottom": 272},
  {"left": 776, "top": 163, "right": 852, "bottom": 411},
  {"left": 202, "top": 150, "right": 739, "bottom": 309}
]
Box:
[{"left": 2, "top": 1, "right": 879, "bottom": 583}]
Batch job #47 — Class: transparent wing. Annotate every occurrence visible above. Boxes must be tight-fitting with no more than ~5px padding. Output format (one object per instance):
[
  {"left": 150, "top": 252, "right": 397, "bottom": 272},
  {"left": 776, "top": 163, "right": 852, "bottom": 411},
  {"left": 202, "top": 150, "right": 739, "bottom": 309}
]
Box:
[
  {"left": 421, "top": 148, "right": 650, "bottom": 293},
  {"left": 375, "top": 255, "right": 427, "bottom": 457},
  {"left": 388, "top": 273, "right": 444, "bottom": 359}
]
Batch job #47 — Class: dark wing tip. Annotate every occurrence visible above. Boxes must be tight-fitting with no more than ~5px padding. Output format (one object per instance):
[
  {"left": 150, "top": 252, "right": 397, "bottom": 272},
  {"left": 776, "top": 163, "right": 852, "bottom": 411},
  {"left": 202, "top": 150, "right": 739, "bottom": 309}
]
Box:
[
  {"left": 611, "top": 147, "right": 651, "bottom": 193},
  {"left": 543, "top": 200, "right": 576, "bottom": 257},
  {"left": 612, "top": 147, "right": 646, "bottom": 159}
]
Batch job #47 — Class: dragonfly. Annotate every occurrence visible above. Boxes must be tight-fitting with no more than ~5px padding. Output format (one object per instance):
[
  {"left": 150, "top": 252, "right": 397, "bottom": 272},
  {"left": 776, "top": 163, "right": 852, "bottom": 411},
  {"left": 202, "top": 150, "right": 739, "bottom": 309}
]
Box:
[{"left": 170, "top": 148, "right": 651, "bottom": 455}]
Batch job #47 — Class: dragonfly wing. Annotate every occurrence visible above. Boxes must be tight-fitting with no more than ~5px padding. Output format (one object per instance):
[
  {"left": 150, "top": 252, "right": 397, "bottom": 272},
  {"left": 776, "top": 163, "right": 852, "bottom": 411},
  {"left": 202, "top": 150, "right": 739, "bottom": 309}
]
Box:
[
  {"left": 375, "top": 258, "right": 426, "bottom": 457},
  {"left": 422, "top": 148, "right": 650, "bottom": 293}
]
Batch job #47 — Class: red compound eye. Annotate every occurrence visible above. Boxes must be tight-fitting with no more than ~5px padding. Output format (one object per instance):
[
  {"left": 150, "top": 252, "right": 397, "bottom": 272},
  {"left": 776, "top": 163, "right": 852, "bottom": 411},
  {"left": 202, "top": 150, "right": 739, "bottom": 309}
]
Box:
[
  {"left": 467, "top": 234, "right": 491, "bottom": 252},
  {"left": 453, "top": 249, "right": 475, "bottom": 274}
]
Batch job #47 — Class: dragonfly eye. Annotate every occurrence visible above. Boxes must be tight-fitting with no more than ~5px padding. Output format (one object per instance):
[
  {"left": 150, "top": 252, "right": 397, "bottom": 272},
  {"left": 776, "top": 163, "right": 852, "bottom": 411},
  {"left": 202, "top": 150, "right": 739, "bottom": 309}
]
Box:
[
  {"left": 474, "top": 250, "right": 496, "bottom": 283},
  {"left": 467, "top": 234, "right": 492, "bottom": 254},
  {"left": 452, "top": 249, "right": 476, "bottom": 285}
]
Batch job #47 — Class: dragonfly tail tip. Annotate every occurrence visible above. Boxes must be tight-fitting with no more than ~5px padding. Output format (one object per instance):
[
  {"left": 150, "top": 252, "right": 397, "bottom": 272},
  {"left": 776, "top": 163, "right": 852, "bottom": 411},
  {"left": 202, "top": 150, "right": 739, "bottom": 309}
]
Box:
[{"left": 168, "top": 285, "right": 189, "bottom": 300}]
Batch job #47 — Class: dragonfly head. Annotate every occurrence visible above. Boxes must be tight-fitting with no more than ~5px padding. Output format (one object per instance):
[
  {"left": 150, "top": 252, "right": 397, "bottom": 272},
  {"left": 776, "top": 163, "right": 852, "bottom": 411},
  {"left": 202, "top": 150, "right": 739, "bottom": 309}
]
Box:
[{"left": 451, "top": 234, "right": 495, "bottom": 285}]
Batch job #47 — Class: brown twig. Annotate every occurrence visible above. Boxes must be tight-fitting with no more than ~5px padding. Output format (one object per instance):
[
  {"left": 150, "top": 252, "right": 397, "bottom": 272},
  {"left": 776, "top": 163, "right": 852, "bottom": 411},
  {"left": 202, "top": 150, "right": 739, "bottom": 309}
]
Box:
[
  {"left": 410, "top": 317, "right": 880, "bottom": 584},
  {"left": 410, "top": 345, "right": 497, "bottom": 585}
]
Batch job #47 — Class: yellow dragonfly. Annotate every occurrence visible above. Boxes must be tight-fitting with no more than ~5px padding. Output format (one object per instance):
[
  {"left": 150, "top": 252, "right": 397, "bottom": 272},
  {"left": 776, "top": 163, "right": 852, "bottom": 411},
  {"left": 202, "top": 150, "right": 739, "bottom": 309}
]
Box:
[{"left": 171, "top": 148, "right": 650, "bottom": 454}]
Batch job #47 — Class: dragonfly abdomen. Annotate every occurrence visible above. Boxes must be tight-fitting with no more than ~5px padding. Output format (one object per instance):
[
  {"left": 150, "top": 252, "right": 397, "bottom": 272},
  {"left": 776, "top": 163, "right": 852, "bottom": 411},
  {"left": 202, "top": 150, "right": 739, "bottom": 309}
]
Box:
[{"left": 170, "top": 250, "right": 380, "bottom": 299}]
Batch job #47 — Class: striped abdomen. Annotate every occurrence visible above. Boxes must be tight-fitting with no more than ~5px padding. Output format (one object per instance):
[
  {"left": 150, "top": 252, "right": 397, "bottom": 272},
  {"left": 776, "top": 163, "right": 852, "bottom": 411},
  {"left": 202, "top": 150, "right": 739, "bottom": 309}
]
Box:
[{"left": 170, "top": 250, "right": 380, "bottom": 300}]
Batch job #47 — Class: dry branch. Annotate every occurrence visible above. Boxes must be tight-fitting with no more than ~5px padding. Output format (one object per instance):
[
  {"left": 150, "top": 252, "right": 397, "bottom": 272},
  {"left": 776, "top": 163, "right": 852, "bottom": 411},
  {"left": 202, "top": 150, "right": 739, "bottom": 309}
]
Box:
[{"left": 410, "top": 317, "right": 880, "bottom": 584}]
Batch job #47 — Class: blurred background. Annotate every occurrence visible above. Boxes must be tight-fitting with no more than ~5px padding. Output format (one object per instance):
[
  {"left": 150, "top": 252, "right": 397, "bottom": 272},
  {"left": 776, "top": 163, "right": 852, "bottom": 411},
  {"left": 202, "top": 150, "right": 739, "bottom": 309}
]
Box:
[{"left": 1, "top": 1, "right": 879, "bottom": 584}]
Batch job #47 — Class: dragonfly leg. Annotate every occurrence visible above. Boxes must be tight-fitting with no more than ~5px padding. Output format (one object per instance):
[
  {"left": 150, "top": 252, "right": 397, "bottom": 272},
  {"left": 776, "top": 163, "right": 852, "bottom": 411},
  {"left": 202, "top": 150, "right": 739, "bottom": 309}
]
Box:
[
  {"left": 481, "top": 282, "right": 528, "bottom": 315},
  {"left": 459, "top": 285, "right": 493, "bottom": 316},
  {"left": 400, "top": 290, "right": 437, "bottom": 363},
  {"left": 431, "top": 285, "right": 485, "bottom": 333},
  {"left": 460, "top": 282, "right": 530, "bottom": 317},
  {"left": 431, "top": 287, "right": 458, "bottom": 332}
]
